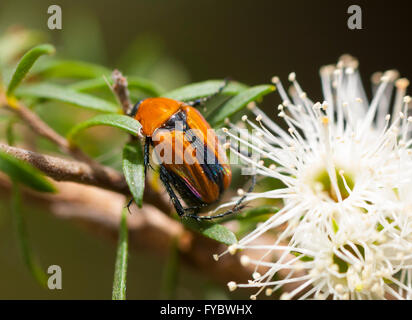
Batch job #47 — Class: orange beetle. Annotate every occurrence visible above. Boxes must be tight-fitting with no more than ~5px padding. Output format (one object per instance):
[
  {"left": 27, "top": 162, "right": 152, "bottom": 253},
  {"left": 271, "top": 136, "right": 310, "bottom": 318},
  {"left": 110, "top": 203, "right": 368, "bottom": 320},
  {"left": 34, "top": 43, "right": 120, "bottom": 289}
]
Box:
[{"left": 129, "top": 83, "right": 254, "bottom": 220}]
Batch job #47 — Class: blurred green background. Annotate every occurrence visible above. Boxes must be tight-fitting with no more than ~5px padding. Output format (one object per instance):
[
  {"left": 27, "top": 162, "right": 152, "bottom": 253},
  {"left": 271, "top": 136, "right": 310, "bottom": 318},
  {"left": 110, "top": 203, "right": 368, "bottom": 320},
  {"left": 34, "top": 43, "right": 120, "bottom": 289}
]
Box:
[{"left": 0, "top": 0, "right": 411, "bottom": 299}]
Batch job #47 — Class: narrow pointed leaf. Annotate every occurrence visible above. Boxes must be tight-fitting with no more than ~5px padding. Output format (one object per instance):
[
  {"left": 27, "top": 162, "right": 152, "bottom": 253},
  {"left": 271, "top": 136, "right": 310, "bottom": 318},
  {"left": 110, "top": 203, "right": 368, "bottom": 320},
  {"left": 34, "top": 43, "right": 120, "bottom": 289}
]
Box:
[
  {"left": 69, "top": 76, "right": 164, "bottom": 97},
  {"left": 122, "top": 141, "right": 145, "bottom": 208},
  {"left": 6, "top": 44, "right": 55, "bottom": 96},
  {"left": 67, "top": 114, "right": 141, "bottom": 142},
  {"left": 0, "top": 150, "right": 56, "bottom": 192},
  {"left": 11, "top": 182, "right": 48, "bottom": 287},
  {"left": 128, "top": 76, "right": 165, "bottom": 96},
  {"left": 112, "top": 207, "right": 129, "bottom": 300},
  {"left": 183, "top": 219, "right": 237, "bottom": 245},
  {"left": 165, "top": 80, "right": 248, "bottom": 101},
  {"left": 16, "top": 83, "right": 120, "bottom": 113},
  {"left": 68, "top": 78, "right": 111, "bottom": 92},
  {"left": 207, "top": 84, "right": 275, "bottom": 127},
  {"left": 33, "top": 59, "right": 110, "bottom": 79}
]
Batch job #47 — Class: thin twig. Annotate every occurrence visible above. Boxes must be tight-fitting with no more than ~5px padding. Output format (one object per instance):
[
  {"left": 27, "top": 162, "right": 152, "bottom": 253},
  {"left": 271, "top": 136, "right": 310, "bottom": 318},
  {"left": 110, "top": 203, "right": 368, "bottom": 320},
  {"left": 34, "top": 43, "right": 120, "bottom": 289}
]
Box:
[
  {"left": 1, "top": 96, "right": 91, "bottom": 163},
  {"left": 111, "top": 69, "right": 132, "bottom": 115},
  {"left": 110, "top": 70, "right": 142, "bottom": 141},
  {"left": 1, "top": 90, "right": 133, "bottom": 188},
  {"left": 0, "top": 142, "right": 127, "bottom": 193},
  {"left": 0, "top": 143, "right": 170, "bottom": 211}
]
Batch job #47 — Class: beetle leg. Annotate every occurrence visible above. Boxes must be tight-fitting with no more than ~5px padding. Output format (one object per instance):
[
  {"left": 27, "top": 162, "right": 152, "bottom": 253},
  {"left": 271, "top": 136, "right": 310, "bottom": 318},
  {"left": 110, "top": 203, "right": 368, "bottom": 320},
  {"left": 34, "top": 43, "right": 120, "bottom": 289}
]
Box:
[
  {"left": 186, "top": 78, "right": 230, "bottom": 107},
  {"left": 184, "top": 203, "right": 207, "bottom": 211},
  {"left": 182, "top": 203, "right": 207, "bottom": 218},
  {"left": 159, "top": 165, "right": 187, "bottom": 217},
  {"left": 125, "top": 198, "right": 134, "bottom": 213},
  {"left": 184, "top": 174, "right": 256, "bottom": 221},
  {"left": 144, "top": 136, "right": 152, "bottom": 174}
]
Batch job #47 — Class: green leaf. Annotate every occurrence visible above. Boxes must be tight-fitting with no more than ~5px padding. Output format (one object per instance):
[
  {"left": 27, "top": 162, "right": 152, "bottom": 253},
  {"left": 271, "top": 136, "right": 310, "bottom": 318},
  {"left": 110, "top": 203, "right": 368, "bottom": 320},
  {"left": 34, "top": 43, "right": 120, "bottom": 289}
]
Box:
[
  {"left": 202, "top": 95, "right": 233, "bottom": 119},
  {"left": 69, "top": 75, "right": 164, "bottom": 97},
  {"left": 183, "top": 219, "right": 237, "bottom": 245},
  {"left": 207, "top": 84, "right": 276, "bottom": 127},
  {"left": 112, "top": 207, "right": 129, "bottom": 300},
  {"left": 122, "top": 141, "right": 145, "bottom": 208},
  {"left": 33, "top": 59, "right": 111, "bottom": 79},
  {"left": 160, "top": 237, "right": 180, "bottom": 300},
  {"left": 11, "top": 182, "right": 48, "bottom": 287},
  {"left": 67, "top": 114, "right": 142, "bottom": 142},
  {"left": 68, "top": 77, "right": 111, "bottom": 92},
  {"left": 119, "top": 75, "right": 165, "bottom": 96},
  {"left": 16, "top": 83, "right": 120, "bottom": 113},
  {"left": 0, "top": 149, "right": 56, "bottom": 192},
  {"left": 6, "top": 44, "right": 55, "bottom": 96},
  {"left": 164, "top": 80, "right": 248, "bottom": 101}
]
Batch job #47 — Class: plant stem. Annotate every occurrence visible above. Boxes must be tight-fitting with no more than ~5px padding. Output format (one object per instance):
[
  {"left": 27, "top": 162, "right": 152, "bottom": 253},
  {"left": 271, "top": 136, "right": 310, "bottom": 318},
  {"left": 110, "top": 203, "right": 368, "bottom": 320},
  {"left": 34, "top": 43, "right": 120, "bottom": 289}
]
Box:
[
  {"left": 11, "top": 181, "right": 47, "bottom": 287},
  {"left": 112, "top": 207, "right": 129, "bottom": 300}
]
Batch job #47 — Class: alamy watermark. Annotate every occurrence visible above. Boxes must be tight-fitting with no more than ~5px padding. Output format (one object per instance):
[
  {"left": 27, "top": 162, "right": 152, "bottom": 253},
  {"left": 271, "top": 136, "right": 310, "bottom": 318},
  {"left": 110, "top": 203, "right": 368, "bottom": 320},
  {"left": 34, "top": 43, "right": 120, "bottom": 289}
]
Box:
[
  {"left": 47, "top": 265, "right": 62, "bottom": 290},
  {"left": 347, "top": 5, "right": 362, "bottom": 30},
  {"left": 47, "top": 5, "right": 62, "bottom": 30}
]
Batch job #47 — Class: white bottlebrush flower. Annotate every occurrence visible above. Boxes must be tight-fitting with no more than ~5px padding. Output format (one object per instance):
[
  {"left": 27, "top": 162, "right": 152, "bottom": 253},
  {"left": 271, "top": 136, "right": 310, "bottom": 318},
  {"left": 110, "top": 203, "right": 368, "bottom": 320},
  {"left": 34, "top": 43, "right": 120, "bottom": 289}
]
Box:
[{"left": 219, "top": 55, "right": 412, "bottom": 300}]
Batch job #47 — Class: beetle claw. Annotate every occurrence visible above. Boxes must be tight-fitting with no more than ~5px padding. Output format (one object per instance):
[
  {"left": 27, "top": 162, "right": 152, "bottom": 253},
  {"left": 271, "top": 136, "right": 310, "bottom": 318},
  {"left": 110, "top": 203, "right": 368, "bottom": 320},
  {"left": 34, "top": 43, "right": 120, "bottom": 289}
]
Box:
[{"left": 125, "top": 198, "right": 134, "bottom": 214}]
